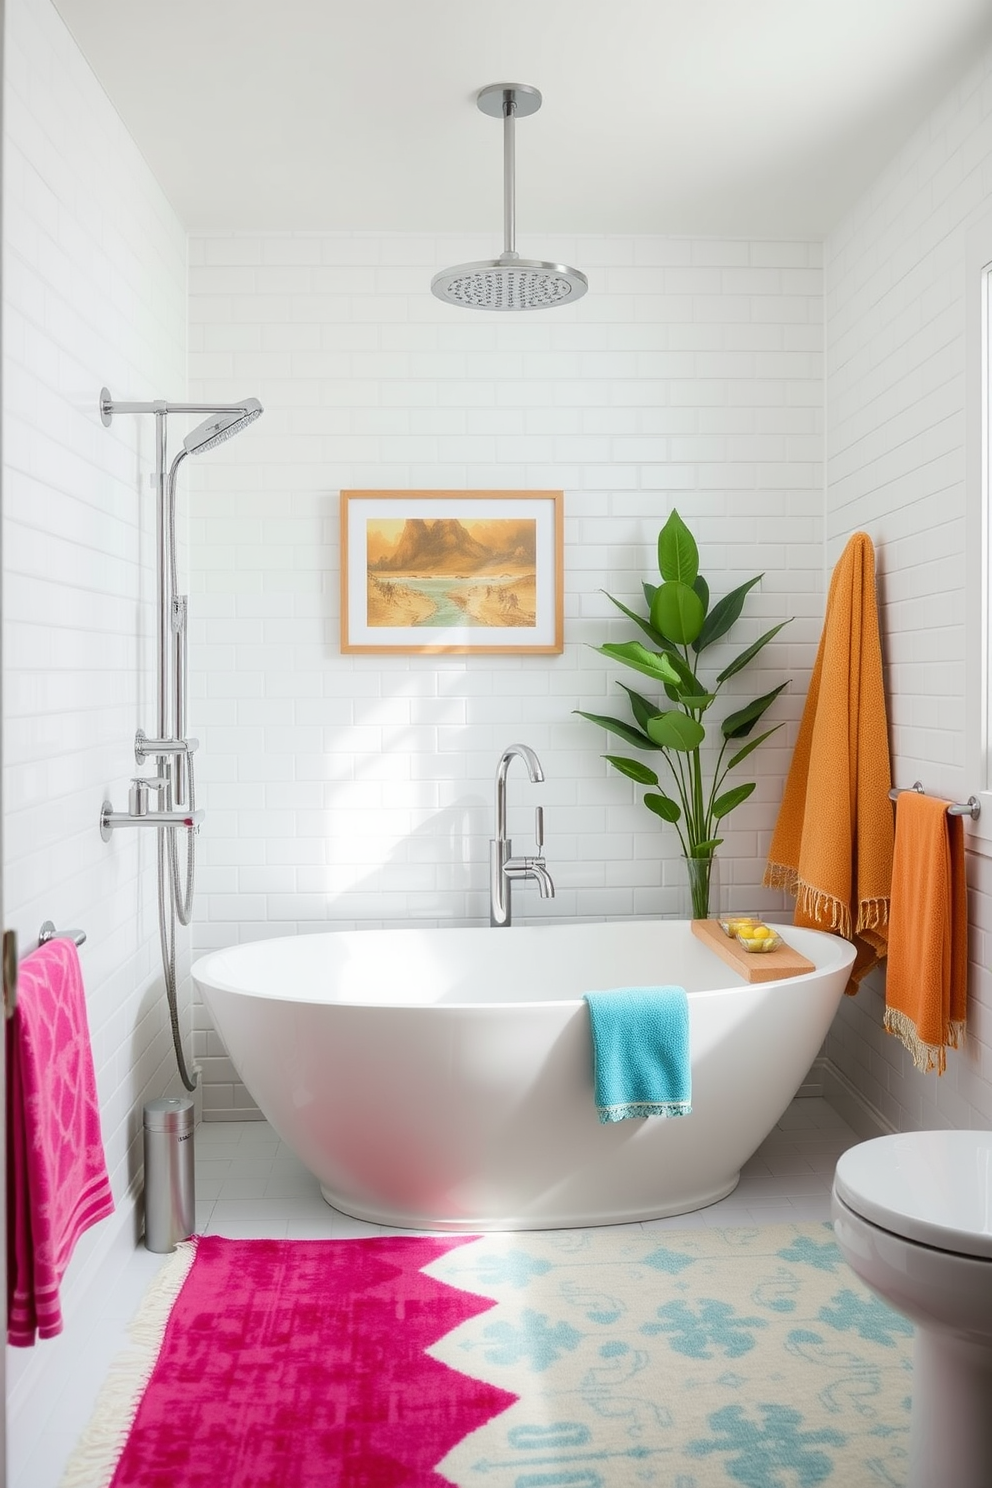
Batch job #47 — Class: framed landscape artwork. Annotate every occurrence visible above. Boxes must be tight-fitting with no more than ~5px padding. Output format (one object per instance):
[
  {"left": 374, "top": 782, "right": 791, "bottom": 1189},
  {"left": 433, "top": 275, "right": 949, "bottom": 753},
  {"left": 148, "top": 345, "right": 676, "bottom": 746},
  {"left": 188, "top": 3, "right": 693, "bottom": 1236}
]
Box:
[{"left": 340, "top": 490, "right": 564, "bottom": 654}]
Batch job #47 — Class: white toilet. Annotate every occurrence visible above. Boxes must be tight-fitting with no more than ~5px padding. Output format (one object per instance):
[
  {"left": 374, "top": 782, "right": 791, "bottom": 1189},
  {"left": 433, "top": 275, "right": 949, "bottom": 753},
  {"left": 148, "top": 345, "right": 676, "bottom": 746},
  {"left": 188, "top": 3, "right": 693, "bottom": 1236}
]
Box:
[{"left": 832, "top": 1130, "right": 992, "bottom": 1488}]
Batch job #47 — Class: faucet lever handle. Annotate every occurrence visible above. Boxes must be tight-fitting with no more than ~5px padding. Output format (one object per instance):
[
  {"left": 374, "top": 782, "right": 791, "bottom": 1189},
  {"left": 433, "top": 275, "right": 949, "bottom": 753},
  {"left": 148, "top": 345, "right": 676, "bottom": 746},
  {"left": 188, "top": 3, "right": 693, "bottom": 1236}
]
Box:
[
  {"left": 128, "top": 774, "right": 167, "bottom": 818},
  {"left": 535, "top": 805, "right": 544, "bottom": 855}
]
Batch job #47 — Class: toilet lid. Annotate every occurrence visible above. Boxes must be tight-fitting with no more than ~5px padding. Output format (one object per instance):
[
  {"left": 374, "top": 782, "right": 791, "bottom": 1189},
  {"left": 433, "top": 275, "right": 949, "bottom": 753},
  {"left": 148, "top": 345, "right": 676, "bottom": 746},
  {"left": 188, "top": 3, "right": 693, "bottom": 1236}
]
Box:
[{"left": 834, "top": 1131, "right": 992, "bottom": 1260}]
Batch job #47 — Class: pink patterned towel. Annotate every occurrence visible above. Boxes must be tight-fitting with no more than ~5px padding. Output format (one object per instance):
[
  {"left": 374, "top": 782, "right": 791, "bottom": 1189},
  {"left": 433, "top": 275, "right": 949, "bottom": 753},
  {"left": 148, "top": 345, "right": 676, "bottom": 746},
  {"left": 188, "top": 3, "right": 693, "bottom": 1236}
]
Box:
[{"left": 6, "top": 938, "right": 114, "bottom": 1346}]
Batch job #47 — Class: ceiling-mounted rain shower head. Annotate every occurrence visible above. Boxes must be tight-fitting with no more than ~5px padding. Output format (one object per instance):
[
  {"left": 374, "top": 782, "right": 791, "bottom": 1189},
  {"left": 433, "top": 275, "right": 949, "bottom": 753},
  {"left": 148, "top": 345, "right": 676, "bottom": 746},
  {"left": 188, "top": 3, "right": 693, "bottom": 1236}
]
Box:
[
  {"left": 431, "top": 84, "right": 588, "bottom": 312},
  {"left": 434, "top": 255, "right": 585, "bottom": 311},
  {"left": 183, "top": 398, "right": 263, "bottom": 455}
]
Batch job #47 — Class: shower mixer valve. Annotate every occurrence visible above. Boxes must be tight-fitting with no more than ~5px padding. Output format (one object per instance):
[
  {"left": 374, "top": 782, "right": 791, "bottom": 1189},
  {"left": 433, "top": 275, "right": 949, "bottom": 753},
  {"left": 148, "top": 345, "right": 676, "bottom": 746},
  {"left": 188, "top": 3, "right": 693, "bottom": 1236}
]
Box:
[
  {"left": 99, "top": 736, "right": 204, "bottom": 842},
  {"left": 99, "top": 788, "right": 204, "bottom": 841}
]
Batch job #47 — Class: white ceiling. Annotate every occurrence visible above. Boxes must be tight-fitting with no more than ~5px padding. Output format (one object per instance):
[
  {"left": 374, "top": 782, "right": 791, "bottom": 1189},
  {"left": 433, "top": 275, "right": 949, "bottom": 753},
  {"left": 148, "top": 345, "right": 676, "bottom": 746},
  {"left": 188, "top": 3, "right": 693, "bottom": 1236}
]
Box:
[{"left": 53, "top": 0, "right": 992, "bottom": 240}]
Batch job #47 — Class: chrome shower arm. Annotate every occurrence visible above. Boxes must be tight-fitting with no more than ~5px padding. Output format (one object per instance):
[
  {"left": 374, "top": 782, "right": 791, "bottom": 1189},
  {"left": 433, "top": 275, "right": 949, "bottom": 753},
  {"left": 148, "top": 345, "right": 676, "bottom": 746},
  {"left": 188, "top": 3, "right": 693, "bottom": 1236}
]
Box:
[
  {"left": 503, "top": 91, "right": 516, "bottom": 258},
  {"left": 100, "top": 389, "right": 260, "bottom": 423},
  {"left": 152, "top": 401, "right": 259, "bottom": 413}
]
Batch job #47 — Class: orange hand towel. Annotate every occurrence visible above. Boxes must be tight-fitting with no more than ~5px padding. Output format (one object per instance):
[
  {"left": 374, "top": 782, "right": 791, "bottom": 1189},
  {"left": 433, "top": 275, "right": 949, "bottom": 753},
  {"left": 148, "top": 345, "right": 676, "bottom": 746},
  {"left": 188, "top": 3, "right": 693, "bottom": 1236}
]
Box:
[
  {"left": 883, "top": 792, "right": 967, "bottom": 1074},
  {"left": 764, "top": 532, "right": 893, "bottom": 993}
]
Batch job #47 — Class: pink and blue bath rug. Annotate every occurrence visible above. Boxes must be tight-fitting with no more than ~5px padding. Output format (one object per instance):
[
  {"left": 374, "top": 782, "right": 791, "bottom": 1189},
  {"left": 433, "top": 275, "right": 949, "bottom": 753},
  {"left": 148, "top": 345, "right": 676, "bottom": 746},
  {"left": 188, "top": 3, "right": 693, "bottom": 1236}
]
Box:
[{"left": 62, "top": 1223, "right": 913, "bottom": 1487}]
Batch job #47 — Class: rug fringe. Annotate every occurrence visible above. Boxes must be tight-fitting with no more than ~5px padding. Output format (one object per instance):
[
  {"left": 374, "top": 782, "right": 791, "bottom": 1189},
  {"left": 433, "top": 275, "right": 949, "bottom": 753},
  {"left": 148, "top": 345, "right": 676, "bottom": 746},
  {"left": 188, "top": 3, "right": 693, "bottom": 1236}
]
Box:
[{"left": 58, "top": 1239, "right": 198, "bottom": 1488}]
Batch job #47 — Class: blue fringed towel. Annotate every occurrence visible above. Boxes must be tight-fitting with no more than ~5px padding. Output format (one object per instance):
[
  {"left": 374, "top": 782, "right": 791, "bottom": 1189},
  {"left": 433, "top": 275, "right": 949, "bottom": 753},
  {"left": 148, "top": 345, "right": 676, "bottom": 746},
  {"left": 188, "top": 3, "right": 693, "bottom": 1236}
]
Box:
[{"left": 583, "top": 985, "right": 692, "bottom": 1123}]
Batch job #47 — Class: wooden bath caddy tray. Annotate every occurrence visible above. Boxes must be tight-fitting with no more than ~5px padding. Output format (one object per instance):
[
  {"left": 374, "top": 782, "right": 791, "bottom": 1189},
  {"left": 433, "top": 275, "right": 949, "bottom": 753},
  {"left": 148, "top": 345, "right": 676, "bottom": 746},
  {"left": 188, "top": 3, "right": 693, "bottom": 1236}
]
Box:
[{"left": 691, "top": 918, "right": 815, "bottom": 983}]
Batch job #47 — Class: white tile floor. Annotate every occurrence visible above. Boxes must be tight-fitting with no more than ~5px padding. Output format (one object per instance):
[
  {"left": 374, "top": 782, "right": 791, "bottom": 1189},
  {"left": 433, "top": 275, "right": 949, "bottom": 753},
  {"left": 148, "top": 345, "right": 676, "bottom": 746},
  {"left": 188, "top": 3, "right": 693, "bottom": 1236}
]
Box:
[{"left": 13, "top": 1097, "right": 863, "bottom": 1488}]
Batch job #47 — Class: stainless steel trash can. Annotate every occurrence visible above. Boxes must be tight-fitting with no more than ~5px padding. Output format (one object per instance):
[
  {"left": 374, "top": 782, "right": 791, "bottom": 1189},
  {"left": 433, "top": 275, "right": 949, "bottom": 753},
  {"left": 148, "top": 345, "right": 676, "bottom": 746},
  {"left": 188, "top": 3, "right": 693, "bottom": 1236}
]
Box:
[{"left": 143, "top": 1096, "right": 195, "bottom": 1253}]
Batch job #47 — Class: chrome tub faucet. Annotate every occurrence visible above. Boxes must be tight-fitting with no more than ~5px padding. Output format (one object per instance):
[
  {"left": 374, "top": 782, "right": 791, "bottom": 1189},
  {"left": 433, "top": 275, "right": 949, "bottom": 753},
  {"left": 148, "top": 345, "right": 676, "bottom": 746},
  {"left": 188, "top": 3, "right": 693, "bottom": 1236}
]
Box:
[{"left": 490, "top": 744, "right": 555, "bottom": 927}]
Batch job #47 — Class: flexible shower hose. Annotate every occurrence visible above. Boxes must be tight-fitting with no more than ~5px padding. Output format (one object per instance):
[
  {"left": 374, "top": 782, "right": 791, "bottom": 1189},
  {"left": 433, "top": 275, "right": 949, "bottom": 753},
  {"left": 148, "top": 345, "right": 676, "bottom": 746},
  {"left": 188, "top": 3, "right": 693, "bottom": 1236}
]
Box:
[
  {"left": 158, "top": 779, "right": 198, "bottom": 1092},
  {"left": 159, "top": 464, "right": 199, "bottom": 1090}
]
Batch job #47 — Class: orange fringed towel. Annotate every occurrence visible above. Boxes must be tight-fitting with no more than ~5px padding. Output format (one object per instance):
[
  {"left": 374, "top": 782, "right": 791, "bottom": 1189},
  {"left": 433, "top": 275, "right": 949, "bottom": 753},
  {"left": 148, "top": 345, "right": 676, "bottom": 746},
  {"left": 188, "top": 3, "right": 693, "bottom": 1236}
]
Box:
[
  {"left": 884, "top": 792, "right": 968, "bottom": 1074},
  {"left": 764, "top": 532, "right": 894, "bottom": 993}
]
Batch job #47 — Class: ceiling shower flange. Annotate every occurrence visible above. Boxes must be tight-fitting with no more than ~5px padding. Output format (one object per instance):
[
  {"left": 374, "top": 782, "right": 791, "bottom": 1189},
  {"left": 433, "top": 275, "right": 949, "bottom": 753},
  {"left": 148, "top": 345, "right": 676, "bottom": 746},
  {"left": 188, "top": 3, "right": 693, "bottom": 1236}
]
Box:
[{"left": 476, "top": 83, "right": 542, "bottom": 119}]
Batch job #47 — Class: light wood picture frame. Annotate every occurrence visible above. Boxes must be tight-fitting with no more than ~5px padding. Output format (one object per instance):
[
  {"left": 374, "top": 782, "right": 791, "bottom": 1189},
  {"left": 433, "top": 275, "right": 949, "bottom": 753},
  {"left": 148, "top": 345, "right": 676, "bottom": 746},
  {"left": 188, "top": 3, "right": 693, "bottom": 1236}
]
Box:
[{"left": 340, "top": 490, "right": 564, "bottom": 655}]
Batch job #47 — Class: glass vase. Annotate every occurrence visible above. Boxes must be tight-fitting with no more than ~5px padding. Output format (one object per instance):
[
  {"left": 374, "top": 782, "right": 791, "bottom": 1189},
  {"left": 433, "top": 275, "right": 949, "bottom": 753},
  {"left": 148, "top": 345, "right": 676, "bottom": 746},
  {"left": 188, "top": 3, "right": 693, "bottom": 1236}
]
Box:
[{"left": 679, "top": 852, "right": 721, "bottom": 921}]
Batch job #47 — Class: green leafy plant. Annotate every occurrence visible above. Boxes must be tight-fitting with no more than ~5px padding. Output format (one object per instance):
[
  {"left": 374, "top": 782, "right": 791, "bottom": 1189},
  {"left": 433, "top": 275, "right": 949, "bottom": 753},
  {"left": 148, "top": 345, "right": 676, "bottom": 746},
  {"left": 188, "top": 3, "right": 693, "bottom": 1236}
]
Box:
[{"left": 574, "top": 509, "right": 792, "bottom": 916}]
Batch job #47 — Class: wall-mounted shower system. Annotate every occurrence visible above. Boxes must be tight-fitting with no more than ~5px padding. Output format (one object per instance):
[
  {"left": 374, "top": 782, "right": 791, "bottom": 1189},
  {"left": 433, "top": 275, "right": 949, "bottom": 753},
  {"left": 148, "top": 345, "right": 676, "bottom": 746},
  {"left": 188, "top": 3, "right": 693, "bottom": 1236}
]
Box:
[
  {"left": 431, "top": 84, "right": 588, "bottom": 312},
  {"left": 98, "top": 388, "right": 263, "bottom": 1090}
]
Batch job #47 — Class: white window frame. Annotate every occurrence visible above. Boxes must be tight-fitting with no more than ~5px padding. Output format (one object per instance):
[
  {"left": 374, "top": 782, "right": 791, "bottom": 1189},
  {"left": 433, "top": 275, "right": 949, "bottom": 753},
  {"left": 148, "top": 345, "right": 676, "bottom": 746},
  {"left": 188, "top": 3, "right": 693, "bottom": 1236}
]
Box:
[{"left": 965, "top": 208, "right": 992, "bottom": 853}]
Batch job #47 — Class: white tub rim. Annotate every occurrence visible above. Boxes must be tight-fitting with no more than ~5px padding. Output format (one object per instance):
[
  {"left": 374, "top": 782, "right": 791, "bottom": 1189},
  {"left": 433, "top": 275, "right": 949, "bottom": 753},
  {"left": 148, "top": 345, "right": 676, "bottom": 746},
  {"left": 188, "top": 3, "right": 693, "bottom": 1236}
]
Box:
[{"left": 191, "top": 919, "right": 857, "bottom": 1011}]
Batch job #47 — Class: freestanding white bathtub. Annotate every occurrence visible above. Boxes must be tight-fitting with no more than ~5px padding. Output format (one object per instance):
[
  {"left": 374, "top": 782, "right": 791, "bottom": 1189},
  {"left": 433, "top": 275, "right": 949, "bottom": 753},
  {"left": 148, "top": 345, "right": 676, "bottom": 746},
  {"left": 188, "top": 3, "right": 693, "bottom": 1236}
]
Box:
[{"left": 192, "top": 920, "right": 855, "bottom": 1231}]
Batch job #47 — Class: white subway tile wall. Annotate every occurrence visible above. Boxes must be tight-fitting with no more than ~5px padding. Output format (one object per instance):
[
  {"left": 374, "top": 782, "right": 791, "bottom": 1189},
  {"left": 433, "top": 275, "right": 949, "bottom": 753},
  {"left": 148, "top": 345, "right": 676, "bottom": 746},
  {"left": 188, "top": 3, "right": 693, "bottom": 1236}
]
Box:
[
  {"left": 187, "top": 231, "right": 823, "bottom": 1114},
  {"left": 3, "top": 0, "right": 189, "bottom": 1397},
  {"left": 824, "top": 46, "right": 992, "bottom": 1130}
]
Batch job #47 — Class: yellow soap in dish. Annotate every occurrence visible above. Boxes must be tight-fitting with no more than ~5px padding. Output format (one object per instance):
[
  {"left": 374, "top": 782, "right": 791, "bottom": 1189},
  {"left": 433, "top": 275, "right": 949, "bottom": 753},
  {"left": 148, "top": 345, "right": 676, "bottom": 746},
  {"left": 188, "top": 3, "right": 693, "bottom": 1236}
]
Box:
[
  {"left": 718, "top": 915, "right": 758, "bottom": 938},
  {"left": 736, "top": 924, "right": 783, "bottom": 954}
]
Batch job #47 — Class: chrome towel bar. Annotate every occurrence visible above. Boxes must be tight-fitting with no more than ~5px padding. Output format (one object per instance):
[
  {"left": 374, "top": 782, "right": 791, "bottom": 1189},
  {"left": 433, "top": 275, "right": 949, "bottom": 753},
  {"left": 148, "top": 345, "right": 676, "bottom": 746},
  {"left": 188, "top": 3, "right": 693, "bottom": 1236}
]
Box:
[
  {"left": 888, "top": 781, "right": 981, "bottom": 820},
  {"left": 2, "top": 923, "right": 88, "bottom": 1021},
  {"left": 37, "top": 921, "right": 87, "bottom": 950}
]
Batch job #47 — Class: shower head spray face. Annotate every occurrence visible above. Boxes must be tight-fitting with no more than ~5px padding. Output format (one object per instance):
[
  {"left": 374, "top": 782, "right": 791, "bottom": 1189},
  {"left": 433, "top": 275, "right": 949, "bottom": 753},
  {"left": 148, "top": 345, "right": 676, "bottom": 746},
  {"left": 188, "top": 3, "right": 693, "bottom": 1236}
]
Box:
[
  {"left": 432, "top": 255, "right": 586, "bottom": 310},
  {"left": 432, "top": 84, "right": 587, "bottom": 312},
  {"left": 183, "top": 397, "right": 263, "bottom": 455}
]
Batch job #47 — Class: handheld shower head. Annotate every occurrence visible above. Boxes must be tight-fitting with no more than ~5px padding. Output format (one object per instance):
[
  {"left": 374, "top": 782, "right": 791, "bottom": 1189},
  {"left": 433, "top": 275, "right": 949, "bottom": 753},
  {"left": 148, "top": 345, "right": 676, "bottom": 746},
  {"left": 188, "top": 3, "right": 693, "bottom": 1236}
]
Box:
[{"left": 183, "top": 397, "right": 263, "bottom": 456}]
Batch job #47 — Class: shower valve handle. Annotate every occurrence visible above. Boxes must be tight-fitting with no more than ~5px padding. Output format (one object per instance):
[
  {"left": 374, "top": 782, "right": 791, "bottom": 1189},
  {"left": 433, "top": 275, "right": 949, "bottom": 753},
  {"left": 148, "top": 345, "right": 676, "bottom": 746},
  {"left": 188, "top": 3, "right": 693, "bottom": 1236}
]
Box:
[
  {"left": 129, "top": 775, "right": 167, "bottom": 817},
  {"left": 535, "top": 806, "right": 545, "bottom": 855}
]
